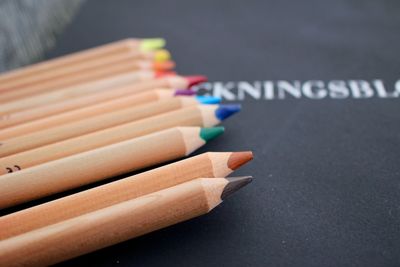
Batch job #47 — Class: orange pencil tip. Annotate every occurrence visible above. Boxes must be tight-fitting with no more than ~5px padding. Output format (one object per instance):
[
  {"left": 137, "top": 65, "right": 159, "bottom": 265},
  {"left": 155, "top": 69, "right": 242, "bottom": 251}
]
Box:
[
  {"left": 228, "top": 151, "right": 253, "bottom": 170},
  {"left": 153, "top": 61, "right": 176, "bottom": 71}
]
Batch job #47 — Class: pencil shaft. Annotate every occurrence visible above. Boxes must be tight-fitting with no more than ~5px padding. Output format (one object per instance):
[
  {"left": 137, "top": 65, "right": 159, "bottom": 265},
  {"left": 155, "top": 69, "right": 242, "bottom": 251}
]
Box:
[
  {"left": 0, "top": 127, "right": 208, "bottom": 208},
  {"left": 0, "top": 70, "right": 155, "bottom": 114},
  {"left": 1, "top": 51, "right": 156, "bottom": 91},
  {"left": 0, "top": 105, "right": 212, "bottom": 161},
  {"left": 0, "top": 178, "right": 227, "bottom": 266},
  {"left": 0, "top": 90, "right": 174, "bottom": 140},
  {"left": 0, "top": 83, "right": 172, "bottom": 130},
  {"left": 0, "top": 97, "right": 197, "bottom": 157},
  {"left": 0, "top": 152, "right": 243, "bottom": 238},
  {"left": 0, "top": 59, "right": 161, "bottom": 103},
  {"left": 0, "top": 39, "right": 146, "bottom": 86}
]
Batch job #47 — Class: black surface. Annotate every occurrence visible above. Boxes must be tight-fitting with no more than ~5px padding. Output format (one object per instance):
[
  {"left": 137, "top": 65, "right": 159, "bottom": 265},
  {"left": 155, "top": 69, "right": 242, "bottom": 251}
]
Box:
[{"left": 39, "top": 0, "right": 400, "bottom": 266}]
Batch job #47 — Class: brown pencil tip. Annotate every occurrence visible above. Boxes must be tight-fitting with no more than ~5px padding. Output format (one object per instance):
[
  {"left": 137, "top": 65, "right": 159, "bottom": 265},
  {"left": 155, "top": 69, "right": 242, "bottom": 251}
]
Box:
[
  {"left": 221, "top": 176, "right": 253, "bottom": 200},
  {"left": 227, "top": 151, "right": 253, "bottom": 170}
]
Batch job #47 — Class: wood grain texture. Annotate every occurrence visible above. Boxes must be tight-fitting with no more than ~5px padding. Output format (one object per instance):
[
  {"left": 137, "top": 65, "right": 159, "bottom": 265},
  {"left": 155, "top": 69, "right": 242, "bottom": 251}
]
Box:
[
  {"left": 0, "top": 152, "right": 251, "bottom": 238},
  {"left": 0, "top": 127, "right": 207, "bottom": 208},
  {"left": 0, "top": 178, "right": 231, "bottom": 266}
]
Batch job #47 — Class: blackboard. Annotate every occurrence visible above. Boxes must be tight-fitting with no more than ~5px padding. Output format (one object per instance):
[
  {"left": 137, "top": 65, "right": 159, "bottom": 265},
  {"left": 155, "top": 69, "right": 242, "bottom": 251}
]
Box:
[{"left": 40, "top": 1, "right": 400, "bottom": 266}]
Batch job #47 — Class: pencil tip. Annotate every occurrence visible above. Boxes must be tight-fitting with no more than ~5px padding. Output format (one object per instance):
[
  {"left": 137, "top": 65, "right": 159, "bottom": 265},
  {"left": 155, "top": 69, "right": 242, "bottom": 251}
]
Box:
[
  {"left": 200, "top": 127, "right": 225, "bottom": 142},
  {"left": 215, "top": 104, "right": 241, "bottom": 121},
  {"left": 140, "top": 38, "right": 166, "bottom": 51},
  {"left": 196, "top": 96, "right": 221, "bottom": 104},
  {"left": 155, "top": 71, "right": 176, "bottom": 78},
  {"left": 154, "top": 49, "right": 171, "bottom": 62},
  {"left": 174, "top": 89, "right": 196, "bottom": 96},
  {"left": 221, "top": 176, "right": 253, "bottom": 200},
  {"left": 184, "top": 75, "right": 208, "bottom": 87},
  {"left": 227, "top": 151, "right": 253, "bottom": 170},
  {"left": 153, "top": 61, "right": 175, "bottom": 71}
]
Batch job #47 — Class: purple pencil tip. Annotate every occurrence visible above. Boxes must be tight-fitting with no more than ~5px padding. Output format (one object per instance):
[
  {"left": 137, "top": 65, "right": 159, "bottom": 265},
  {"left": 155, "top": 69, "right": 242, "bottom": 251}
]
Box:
[{"left": 174, "top": 89, "right": 197, "bottom": 96}]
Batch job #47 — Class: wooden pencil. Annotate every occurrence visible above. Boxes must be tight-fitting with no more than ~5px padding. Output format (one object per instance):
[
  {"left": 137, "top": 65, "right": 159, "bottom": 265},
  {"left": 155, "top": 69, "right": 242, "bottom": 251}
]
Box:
[
  {"left": 0, "top": 48, "right": 170, "bottom": 92},
  {"left": 0, "top": 104, "right": 240, "bottom": 168},
  {"left": 0, "top": 92, "right": 218, "bottom": 140},
  {"left": 0, "top": 59, "right": 176, "bottom": 103},
  {"left": 0, "top": 98, "right": 225, "bottom": 157},
  {"left": 0, "top": 126, "right": 225, "bottom": 207},
  {"left": 0, "top": 88, "right": 191, "bottom": 137},
  {"left": 0, "top": 49, "right": 170, "bottom": 92},
  {"left": 0, "top": 38, "right": 166, "bottom": 88},
  {"left": 0, "top": 177, "right": 252, "bottom": 266},
  {"left": 0, "top": 84, "right": 187, "bottom": 130},
  {"left": 0, "top": 70, "right": 158, "bottom": 114},
  {"left": 0, "top": 151, "right": 253, "bottom": 238},
  {"left": 0, "top": 58, "right": 175, "bottom": 98}
]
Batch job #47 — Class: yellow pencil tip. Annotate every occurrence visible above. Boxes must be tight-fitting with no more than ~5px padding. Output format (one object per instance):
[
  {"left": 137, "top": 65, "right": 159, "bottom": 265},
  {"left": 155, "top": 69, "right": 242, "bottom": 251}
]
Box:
[
  {"left": 154, "top": 49, "right": 171, "bottom": 62},
  {"left": 140, "top": 38, "right": 166, "bottom": 51}
]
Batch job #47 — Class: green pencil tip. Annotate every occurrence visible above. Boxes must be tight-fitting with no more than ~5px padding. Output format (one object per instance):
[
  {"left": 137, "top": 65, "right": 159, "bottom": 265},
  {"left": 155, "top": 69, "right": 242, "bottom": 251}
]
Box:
[
  {"left": 200, "top": 127, "right": 225, "bottom": 142},
  {"left": 140, "top": 38, "right": 166, "bottom": 51}
]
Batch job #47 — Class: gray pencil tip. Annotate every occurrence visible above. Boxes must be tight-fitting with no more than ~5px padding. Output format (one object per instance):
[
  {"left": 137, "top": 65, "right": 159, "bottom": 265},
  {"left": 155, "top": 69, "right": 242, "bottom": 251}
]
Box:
[{"left": 221, "top": 176, "right": 253, "bottom": 200}]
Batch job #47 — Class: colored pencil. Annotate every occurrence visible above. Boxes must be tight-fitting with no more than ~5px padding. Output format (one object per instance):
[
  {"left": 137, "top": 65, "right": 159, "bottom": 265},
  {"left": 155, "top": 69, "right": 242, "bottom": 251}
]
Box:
[
  {"left": 0, "top": 49, "right": 171, "bottom": 92},
  {"left": 0, "top": 87, "right": 189, "bottom": 131},
  {"left": 0, "top": 104, "right": 240, "bottom": 168},
  {"left": 0, "top": 85, "right": 190, "bottom": 130},
  {"left": 0, "top": 176, "right": 252, "bottom": 266},
  {"left": 0, "top": 76, "right": 207, "bottom": 129},
  {"left": 0, "top": 74, "right": 202, "bottom": 115},
  {"left": 0, "top": 70, "right": 158, "bottom": 114},
  {"left": 0, "top": 59, "right": 176, "bottom": 103},
  {"left": 0, "top": 93, "right": 219, "bottom": 140},
  {"left": 0, "top": 98, "right": 225, "bottom": 157},
  {"left": 0, "top": 38, "right": 166, "bottom": 88},
  {"left": 0, "top": 152, "right": 253, "bottom": 238},
  {"left": 0, "top": 126, "right": 225, "bottom": 207}
]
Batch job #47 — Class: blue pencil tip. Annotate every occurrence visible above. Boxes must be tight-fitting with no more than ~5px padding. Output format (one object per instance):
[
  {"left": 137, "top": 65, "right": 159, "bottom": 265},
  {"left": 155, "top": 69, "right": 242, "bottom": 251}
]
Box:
[
  {"left": 215, "top": 104, "right": 241, "bottom": 120},
  {"left": 196, "top": 96, "right": 222, "bottom": 104}
]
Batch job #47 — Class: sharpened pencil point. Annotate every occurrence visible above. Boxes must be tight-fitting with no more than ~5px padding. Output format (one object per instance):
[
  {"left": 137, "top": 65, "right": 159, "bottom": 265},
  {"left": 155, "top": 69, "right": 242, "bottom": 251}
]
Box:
[
  {"left": 153, "top": 61, "right": 175, "bottom": 71},
  {"left": 200, "top": 127, "right": 225, "bottom": 142},
  {"left": 215, "top": 104, "right": 241, "bottom": 121},
  {"left": 174, "top": 89, "right": 196, "bottom": 96},
  {"left": 227, "top": 151, "right": 253, "bottom": 170},
  {"left": 140, "top": 38, "right": 166, "bottom": 51},
  {"left": 221, "top": 176, "right": 253, "bottom": 200},
  {"left": 185, "top": 75, "right": 208, "bottom": 87},
  {"left": 155, "top": 71, "right": 176, "bottom": 78},
  {"left": 196, "top": 96, "right": 221, "bottom": 104},
  {"left": 154, "top": 49, "right": 171, "bottom": 62}
]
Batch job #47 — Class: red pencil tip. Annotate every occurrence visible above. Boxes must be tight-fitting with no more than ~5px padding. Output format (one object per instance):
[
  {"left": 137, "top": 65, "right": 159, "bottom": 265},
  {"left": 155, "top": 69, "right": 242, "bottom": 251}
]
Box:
[
  {"left": 184, "top": 75, "right": 208, "bottom": 87},
  {"left": 155, "top": 71, "right": 177, "bottom": 78}
]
